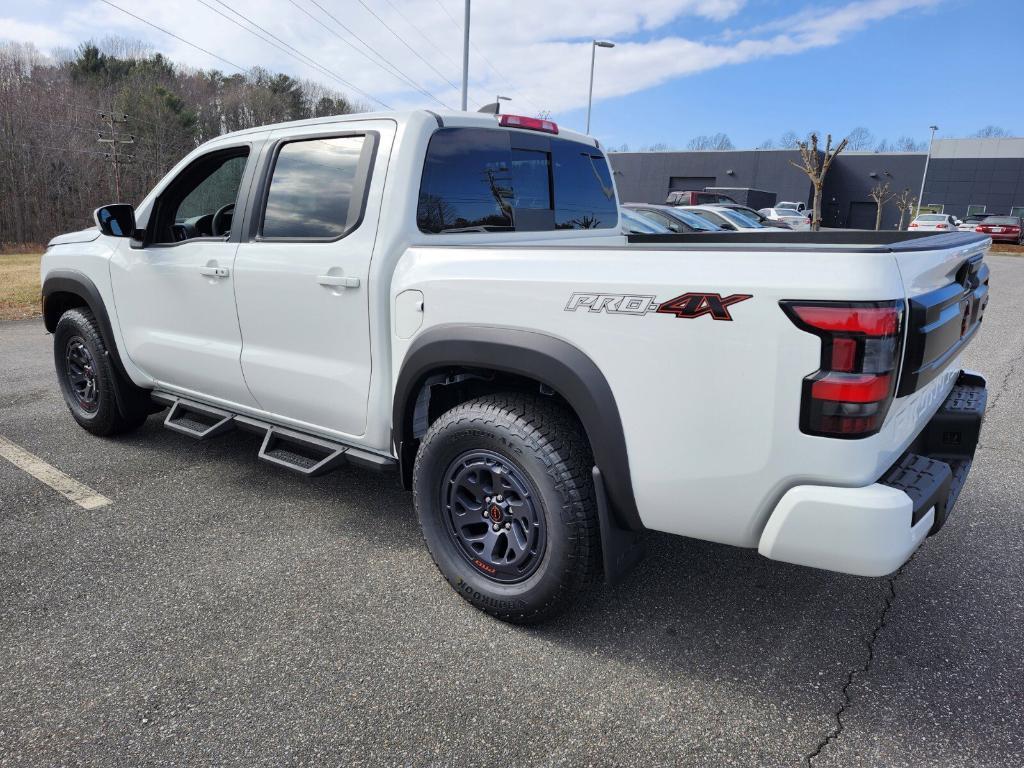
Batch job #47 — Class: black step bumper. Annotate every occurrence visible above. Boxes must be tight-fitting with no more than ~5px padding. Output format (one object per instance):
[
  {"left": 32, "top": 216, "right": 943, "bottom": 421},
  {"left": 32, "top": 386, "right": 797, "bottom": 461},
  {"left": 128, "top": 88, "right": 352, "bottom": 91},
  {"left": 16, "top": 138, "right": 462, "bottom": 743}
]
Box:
[{"left": 881, "top": 370, "right": 987, "bottom": 535}]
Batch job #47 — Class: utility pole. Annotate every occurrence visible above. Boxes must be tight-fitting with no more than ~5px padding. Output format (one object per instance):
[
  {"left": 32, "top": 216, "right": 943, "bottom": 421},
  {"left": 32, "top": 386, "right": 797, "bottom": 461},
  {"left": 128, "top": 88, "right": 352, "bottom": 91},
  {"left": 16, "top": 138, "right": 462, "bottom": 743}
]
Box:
[
  {"left": 917, "top": 124, "right": 938, "bottom": 217},
  {"left": 586, "top": 40, "right": 615, "bottom": 134},
  {"left": 97, "top": 111, "right": 135, "bottom": 200},
  {"left": 460, "top": 0, "right": 470, "bottom": 111}
]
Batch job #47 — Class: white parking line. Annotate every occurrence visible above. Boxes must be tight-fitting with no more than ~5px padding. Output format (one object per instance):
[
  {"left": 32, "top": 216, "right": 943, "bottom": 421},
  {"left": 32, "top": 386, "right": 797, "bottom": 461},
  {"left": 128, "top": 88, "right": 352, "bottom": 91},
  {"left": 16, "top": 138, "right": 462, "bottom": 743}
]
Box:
[{"left": 0, "top": 435, "right": 111, "bottom": 510}]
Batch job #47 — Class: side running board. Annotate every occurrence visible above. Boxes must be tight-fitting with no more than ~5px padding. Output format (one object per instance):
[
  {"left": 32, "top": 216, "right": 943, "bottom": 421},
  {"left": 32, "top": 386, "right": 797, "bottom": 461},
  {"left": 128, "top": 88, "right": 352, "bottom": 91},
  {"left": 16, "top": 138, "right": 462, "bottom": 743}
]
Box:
[{"left": 152, "top": 392, "right": 397, "bottom": 478}]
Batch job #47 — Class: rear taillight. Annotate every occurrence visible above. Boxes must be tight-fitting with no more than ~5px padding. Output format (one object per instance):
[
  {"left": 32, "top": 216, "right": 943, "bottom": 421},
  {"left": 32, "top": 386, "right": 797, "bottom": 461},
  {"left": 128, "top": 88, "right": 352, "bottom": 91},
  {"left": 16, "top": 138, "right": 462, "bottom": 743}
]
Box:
[
  {"left": 781, "top": 300, "right": 904, "bottom": 438},
  {"left": 936, "top": 223, "right": 948, "bottom": 229},
  {"left": 498, "top": 114, "right": 559, "bottom": 134},
  {"left": 909, "top": 222, "right": 918, "bottom": 228}
]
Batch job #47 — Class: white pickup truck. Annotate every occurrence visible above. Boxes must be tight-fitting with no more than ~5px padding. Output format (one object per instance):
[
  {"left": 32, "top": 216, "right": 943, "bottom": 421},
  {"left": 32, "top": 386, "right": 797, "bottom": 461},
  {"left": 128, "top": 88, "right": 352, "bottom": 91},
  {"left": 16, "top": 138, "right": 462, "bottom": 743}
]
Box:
[{"left": 41, "top": 110, "right": 990, "bottom": 623}]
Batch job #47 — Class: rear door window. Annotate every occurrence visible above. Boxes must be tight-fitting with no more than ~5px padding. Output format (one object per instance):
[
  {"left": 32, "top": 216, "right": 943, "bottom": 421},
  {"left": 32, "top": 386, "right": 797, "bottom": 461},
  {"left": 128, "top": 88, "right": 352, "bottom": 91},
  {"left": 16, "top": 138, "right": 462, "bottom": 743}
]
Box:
[
  {"left": 417, "top": 127, "right": 617, "bottom": 233},
  {"left": 260, "top": 135, "right": 370, "bottom": 240}
]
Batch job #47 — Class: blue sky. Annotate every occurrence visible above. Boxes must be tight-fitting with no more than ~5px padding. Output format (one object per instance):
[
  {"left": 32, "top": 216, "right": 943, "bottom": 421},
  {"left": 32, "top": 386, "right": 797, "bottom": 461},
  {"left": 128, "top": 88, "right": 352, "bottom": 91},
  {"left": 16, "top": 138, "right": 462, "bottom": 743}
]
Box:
[{"left": 1, "top": 0, "right": 1020, "bottom": 149}]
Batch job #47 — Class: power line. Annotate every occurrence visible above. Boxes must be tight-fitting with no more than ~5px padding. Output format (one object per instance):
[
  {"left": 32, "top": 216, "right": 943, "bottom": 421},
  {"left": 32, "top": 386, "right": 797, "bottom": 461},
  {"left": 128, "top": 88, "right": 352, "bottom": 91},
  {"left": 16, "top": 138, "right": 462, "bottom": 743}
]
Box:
[
  {"left": 195, "top": 0, "right": 391, "bottom": 109},
  {"left": 378, "top": 0, "right": 461, "bottom": 72},
  {"left": 351, "top": 0, "right": 460, "bottom": 91},
  {"left": 432, "top": 0, "right": 544, "bottom": 113},
  {"left": 295, "top": 0, "right": 453, "bottom": 109},
  {"left": 96, "top": 0, "right": 246, "bottom": 72}
]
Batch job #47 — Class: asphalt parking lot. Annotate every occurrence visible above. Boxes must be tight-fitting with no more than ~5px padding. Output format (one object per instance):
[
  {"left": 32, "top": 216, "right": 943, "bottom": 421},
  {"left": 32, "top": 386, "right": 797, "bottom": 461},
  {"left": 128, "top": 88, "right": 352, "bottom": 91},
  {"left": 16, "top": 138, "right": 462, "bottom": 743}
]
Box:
[{"left": 1, "top": 255, "right": 1022, "bottom": 768}]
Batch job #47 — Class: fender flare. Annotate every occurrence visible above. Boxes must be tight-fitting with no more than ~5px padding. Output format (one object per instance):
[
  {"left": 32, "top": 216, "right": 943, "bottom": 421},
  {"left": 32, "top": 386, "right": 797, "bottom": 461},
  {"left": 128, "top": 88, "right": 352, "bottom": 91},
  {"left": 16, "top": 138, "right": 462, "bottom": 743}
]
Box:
[
  {"left": 42, "top": 269, "right": 139, "bottom": 416},
  {"left": 393, "top": 324, "right": 643, "bottom": 532}
]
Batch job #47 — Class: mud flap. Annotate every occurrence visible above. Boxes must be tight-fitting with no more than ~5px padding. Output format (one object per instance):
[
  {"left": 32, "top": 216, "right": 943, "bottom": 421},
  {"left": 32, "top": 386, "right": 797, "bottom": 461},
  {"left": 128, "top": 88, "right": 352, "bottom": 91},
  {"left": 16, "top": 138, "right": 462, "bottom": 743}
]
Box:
[{"left": 592, "top": 467, "right": 646, "bottom": 585}]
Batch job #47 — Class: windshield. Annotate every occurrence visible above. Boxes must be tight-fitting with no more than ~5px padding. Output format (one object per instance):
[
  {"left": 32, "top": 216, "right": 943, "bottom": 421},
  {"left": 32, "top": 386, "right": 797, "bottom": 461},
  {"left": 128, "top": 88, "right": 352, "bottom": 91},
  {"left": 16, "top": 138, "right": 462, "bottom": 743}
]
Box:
[
  {"left": 668, "top": 208, "right": 721, "bottom": 231},
  {"left": 717, "top": 208, "right": 764, "bottom": 228},
  {"left": 918, "top": 214, "right": 945, "bottom": 221},
  {"left": 983, "top": 217, "right": 1018, "bottom": 225},
  {"left": 620, "top": 208, "right": 669, "bottom": 233}
]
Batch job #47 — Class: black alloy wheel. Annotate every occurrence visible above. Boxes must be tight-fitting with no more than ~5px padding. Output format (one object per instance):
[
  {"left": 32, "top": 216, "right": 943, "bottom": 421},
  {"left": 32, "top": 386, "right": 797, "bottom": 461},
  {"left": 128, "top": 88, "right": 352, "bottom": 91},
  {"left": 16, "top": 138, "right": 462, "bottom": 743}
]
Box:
[
  {"left": 441, "top": 449, "right": 546, "bottom": 583},
  {"left": 63, "top": 336, "right": 100, "bottom": 413}
]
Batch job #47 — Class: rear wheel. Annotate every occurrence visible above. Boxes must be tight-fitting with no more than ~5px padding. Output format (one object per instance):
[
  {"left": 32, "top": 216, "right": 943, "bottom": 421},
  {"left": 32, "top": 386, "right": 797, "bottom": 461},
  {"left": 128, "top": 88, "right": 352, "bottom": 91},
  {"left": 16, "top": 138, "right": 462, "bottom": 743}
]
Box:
[
  {"left": 413, "top": 393, "right": 600, "bottom": 623},
  {"left": 53, "top": 307, "right": 151, "bottom": 436}
]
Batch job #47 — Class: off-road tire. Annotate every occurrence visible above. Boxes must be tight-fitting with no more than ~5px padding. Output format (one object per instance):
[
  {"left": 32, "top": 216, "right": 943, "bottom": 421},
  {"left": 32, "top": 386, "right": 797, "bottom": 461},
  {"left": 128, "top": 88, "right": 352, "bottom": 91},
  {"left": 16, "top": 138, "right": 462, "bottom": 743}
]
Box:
[
  {"left": 413, "top": 393, "right": 601, "bottom": 624},
  {"left": 53, "top": 307, "right": 150, "bottom": 436}
]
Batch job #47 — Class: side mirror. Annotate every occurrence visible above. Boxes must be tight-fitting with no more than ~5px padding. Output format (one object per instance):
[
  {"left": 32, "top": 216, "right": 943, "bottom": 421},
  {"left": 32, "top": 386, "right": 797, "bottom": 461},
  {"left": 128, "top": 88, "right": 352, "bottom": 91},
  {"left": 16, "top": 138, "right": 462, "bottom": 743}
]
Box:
[{"left": 94, "top": 204, "right": 137, "bottom": 238}]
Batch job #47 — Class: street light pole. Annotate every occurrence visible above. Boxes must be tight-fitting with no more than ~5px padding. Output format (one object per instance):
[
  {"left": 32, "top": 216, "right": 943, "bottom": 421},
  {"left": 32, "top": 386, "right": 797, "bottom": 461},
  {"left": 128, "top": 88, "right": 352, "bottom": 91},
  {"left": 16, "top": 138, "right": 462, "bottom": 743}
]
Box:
[
  {"left": 917, "top": 124, "right": 939, "bottom": 216},
  {"left": 586, "top": 40, "right": 615, "bottom": 134},
  {"left": 460, "top": 0, "right": 470, "bottom": 111}
]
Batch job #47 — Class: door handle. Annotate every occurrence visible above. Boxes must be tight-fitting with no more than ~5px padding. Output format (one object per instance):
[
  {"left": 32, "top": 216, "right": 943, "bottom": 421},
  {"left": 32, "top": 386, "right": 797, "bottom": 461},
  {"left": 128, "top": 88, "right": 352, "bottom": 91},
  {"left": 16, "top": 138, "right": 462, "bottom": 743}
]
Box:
[
  {"left": 317, "top": 274, "right": 360, "bottom": 289},
  {"left": 199, "top": 266, "right": 229, "bottom": 278}
]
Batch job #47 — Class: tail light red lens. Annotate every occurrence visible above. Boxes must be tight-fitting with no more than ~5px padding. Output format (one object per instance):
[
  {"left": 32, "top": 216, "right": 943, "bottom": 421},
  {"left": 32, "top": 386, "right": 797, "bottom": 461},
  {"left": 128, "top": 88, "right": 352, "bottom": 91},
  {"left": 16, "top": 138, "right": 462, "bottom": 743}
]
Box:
[
  {"left": 936, "top": 223, "right": 948, "bottom": 229},
  {"left": 781, "top": 300, "right": 904, "bottom": 438},
  {"left": 909, "top": 222, "right": 918, "bottom": 228}
]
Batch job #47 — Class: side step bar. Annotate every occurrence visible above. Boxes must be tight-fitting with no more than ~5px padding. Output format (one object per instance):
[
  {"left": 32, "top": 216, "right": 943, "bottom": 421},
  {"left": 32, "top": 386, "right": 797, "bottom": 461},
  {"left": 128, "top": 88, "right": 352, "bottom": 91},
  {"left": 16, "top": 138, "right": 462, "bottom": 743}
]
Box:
[
  {"left": 258, "top": 426, "right": 348, "bottom": 477},
  {"left": 152, "top": 393, "right": 396, "bottom": 477},
  {"left": 164, "top": 399, "right": 235, "bottom": 440}
]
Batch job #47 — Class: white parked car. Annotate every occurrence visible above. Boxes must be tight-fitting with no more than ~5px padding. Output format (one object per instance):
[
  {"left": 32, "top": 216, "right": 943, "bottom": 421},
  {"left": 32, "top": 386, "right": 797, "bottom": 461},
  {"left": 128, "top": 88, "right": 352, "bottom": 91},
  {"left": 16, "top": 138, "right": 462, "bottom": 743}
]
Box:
[
  {"left": 41, "top": 109, "right": 990, "bottom": 623},
  {"left": 620, "top": 206, "right": 671, "bottom": 234},
  {"left": 682, "top": 205, "right": 787, "bottom": 232},
  {"left": 760, "top": 207, "right": 811, "bottom": 230},
  {"left": 778, "top": 201, "right": 806, "bottom": 212},
  {"left": 910, "top": 213, "right": 961, "bottom": 231}
]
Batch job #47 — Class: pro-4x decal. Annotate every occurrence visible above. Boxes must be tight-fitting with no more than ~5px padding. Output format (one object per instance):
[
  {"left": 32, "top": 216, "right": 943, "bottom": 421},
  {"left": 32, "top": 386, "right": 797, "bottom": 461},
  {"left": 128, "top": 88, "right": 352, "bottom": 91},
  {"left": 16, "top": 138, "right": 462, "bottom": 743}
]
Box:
[
  {"left": 565, "top": 291, "right": 752, "bottom": 321},
  {"left": 655, "top": 292, "right": 753, "bottom": 321}
]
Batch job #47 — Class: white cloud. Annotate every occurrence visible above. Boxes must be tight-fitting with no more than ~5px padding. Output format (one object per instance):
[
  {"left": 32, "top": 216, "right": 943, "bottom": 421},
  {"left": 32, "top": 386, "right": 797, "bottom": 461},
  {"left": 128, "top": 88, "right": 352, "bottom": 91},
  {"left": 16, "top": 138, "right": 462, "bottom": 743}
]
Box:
[
  {"left": 3, "top": 0, "right": 938, "bottom": 118},
  {"left": 0, "top": 17, "right": 74, "bottom": 49}
]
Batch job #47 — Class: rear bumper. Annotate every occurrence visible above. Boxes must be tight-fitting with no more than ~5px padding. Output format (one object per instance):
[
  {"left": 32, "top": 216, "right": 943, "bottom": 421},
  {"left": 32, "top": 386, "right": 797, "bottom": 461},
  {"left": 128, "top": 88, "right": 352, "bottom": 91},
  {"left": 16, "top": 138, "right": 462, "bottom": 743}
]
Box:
[{"left": 758, "top": 370, "right": 987, "bottom": 577}]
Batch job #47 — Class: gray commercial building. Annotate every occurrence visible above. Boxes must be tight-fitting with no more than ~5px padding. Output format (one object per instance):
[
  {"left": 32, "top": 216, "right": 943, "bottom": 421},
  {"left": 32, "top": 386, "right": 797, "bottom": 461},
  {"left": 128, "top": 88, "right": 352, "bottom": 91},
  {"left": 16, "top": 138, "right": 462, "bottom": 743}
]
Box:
[{"left": 609, "top": 137, "right": 1024, "bottom": 229}]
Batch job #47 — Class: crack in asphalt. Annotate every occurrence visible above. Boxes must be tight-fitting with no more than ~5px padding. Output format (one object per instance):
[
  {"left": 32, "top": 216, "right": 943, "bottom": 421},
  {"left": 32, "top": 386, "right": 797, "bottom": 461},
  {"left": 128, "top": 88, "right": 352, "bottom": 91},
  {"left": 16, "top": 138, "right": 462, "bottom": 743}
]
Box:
[
  {"left": 985, "top": 357, "right": 1018, "bottom": 416},
  {"left": 805, "top": 558, "right": 914, "bottom": 766},
  {"left": 806, "top": 340, "right": 1018, "bottom": 767}
]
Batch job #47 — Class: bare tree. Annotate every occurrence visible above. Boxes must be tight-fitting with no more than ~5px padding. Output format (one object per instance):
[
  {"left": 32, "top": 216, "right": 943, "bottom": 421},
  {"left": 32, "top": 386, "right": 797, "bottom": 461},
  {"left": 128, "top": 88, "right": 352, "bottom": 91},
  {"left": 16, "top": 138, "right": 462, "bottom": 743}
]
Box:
[
  {"left": 779, "top": 130, "right": 800, "bottom": 148},
  {"left": 894, "top": 188, "right": 917, "bottom": 230},
  {"left": 869, "top": 181, "right": 895, "bottom": 230},
  {"left": 893, "top": 135, "right": 926, "bottom": 151},
  {"left": 973, "top": 125, "right": 1010, "bottom": 138},
  {"left": 845, "top": 126, "right": 874, "bottom": 151},
  {"left": 756, "top": 138, "right": 775, "bottom": 149},
  {"left": 687, "top": 132, "right": 734, "bottom": 151},
  {"left": 790, "top": 133, "right": 849, "bottom": 231}
]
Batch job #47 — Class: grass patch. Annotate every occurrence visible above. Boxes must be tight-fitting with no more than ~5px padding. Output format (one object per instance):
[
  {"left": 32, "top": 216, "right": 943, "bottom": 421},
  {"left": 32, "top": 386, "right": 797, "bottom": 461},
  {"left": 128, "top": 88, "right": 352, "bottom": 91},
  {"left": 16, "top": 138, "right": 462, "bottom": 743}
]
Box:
[
  {"left": 990, "top": 243, "right": 1024, "bottom": 255},
  {"left": 0, "top": 252, "right": 43, "bottom": 321}
]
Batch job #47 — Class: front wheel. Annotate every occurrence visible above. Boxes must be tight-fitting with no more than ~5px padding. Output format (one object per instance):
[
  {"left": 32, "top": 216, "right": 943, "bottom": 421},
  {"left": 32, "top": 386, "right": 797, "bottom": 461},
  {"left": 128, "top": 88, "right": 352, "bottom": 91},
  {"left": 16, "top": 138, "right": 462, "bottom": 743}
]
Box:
[
  {"left": 413, "top": 394, "right": 601, "bottom": 623},
  {"left": 53, "top": 307, "right": 151, "bottom": 436}
]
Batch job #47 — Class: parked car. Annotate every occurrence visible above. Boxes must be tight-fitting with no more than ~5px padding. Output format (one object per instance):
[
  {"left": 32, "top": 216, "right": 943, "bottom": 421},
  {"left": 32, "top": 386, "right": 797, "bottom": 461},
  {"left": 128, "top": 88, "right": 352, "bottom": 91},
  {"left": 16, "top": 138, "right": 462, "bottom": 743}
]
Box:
[
  {"left": 41, "top": 109, "right": 990, "bottom": 624},
  {"left": 778, "top": 201, "right": 806, "bottom": 212},
  {"left": 716, "top": 203, "right": 792, "bottom": 229},
  {"left": 665, "top": 190, "right": 737, "bottom": 206},
  {"left": 975, "top": 215, "right": 1023, "bottom": 244},
  {"left": 620, "top": 206, "right": 671, "bottom": 234},
  {"left": 909, "top": 213, "right": 960, "bottom": 231},
  {"left": 759, "top": 207, "right": 811, "bottom": 230},
  {"left": 959, "top": 214, "right": 991, "bottom": 232},
  {"left": 623, "top": 203, "right": 724, "bottom": 233},
  {"left": 682, "top": 205, "right": 787, "bottom": 232}
]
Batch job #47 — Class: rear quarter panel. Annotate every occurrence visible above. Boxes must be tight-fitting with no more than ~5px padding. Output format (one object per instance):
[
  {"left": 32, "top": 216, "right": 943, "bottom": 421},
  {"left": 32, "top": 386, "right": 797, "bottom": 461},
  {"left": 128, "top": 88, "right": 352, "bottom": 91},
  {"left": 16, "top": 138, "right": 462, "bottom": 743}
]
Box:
[{"left": 392, "top": 243, "right": 949, "bottom": 548}]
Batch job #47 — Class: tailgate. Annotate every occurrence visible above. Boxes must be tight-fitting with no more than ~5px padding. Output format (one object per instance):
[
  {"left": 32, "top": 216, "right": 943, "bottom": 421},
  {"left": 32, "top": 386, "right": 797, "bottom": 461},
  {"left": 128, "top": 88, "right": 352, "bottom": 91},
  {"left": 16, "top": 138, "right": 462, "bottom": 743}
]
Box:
[{"left": 893, "top": 233, "right": 990, "bottom": 397}]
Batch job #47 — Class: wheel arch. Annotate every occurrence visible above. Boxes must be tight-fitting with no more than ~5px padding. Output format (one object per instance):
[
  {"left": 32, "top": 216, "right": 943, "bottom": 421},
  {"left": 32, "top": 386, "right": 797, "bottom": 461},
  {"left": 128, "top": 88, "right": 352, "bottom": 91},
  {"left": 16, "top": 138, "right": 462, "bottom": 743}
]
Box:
[
  {"left": 393, "top": 324, "right": 643, "bottom": 532},
  {"left": 42, "top": 269, "right": 140, "bottom": 416}
]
